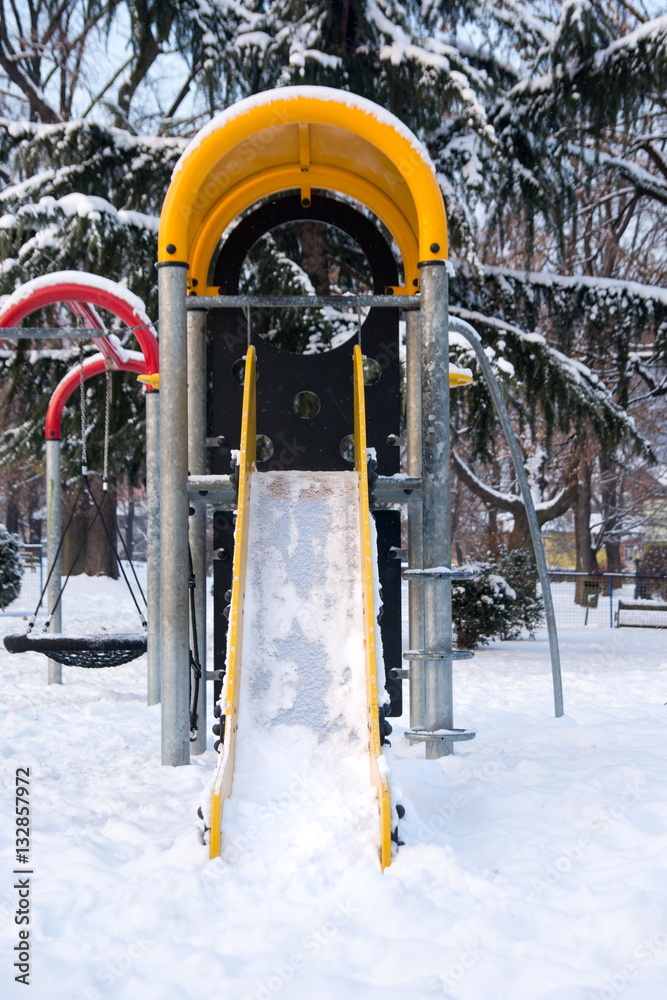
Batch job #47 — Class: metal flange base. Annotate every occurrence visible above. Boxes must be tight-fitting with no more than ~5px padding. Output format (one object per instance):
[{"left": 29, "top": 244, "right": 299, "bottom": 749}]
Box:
[{"left": 405, "top": 727, "right": 476, "bottom": 744}]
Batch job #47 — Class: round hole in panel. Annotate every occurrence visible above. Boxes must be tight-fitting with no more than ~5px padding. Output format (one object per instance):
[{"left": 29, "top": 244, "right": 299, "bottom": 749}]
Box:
[
  {"left": 340, "top": 434, "right": 355, "bottom": 464},
  {"left": 362, "top": 357, "right": 382, "bottom": 385},
  {"left": 256, "top": 435, "right": 274, "bottom": 462},
  {"left": 293, "top": 391, "right": 321, "bottom": 419},
  {"left": 235, "top": 214, "right": 378, "bottom": 355}
]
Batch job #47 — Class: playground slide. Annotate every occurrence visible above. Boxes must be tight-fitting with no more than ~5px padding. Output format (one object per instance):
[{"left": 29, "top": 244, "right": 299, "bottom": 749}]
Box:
[{"left": 207, "top": 346, "right": 392, "bottom": 869}]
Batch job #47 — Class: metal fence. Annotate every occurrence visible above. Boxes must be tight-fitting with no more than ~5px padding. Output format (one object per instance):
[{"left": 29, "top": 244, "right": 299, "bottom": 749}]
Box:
[
  {"left": 1, "top": 543, "right": 45, "bottom": 615},
  {"left": 4, "top": 546, "right": 666, "bottom": 634},
  {"left": 546, "top": 572, "right": 667, "bottom": 630}
]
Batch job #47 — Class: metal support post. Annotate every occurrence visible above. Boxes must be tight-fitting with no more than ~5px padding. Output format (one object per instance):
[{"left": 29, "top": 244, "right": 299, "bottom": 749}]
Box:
[
  {"left": 158, "top": 262, "right": 191, "bottom": 766},
  {"left": 145, "top": 388, "right": 161, "bottom": 706},
  {"left": 405, "top": 309, "right": 425, "bottom": 727},
  {"left": 420, "top": 264, "right": 453, "bottom": 759},
  {"left": 448, "top": 315, "right": 563, "bottom": 717},
  {"left": 187, "top": 308, "right": 208, "bottom": 754},
  {"left": 45, "top": 438, "right": 62, "bottom": 685}
]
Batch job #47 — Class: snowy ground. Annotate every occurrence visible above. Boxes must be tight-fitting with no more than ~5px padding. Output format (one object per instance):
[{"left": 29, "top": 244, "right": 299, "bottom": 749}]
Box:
[{"left": 1, "top": 571, "right": 667, "bottom": 1000}]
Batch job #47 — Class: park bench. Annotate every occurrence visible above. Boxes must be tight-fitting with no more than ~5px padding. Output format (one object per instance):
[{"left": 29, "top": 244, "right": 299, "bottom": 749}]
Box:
[{"left": 615, "top": 599, "right": 667, "bottom": 629}]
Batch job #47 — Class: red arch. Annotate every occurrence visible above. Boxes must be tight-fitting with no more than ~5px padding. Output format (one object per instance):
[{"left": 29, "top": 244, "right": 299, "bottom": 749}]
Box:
[
  {"left": 0, "top": 275, "right": 159, "bottom": 376},
  {"left": 45, "top": 354, "right": 147, "bottom": 440}
]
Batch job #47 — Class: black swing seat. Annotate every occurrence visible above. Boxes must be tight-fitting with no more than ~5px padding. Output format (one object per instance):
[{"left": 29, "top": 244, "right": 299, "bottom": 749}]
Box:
[{"left": 3, "top": 632, "right": 147, "bottom": 668}]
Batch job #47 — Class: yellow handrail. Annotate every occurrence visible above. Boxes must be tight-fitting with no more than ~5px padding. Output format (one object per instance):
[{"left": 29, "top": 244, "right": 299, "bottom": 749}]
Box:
[
  {"left": 209, "top": 346, "right": 256, "bottom": 859},
  {"left": 353, "top": 345, "right": 393, "bottom": 869}
]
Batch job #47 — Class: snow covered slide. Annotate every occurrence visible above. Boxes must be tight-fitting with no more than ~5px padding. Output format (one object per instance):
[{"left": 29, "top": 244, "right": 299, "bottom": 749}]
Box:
[{"left": 207, "top": 345, "right": 392, "bottom": 869}]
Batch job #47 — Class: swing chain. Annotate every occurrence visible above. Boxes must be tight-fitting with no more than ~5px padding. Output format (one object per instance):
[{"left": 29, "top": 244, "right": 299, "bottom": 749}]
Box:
[
  {"left": 79, "top": 345, "right": 87, "bottom": 475},
  {"left": 103, "top": 362, "right": 112, "bottom": 491}
]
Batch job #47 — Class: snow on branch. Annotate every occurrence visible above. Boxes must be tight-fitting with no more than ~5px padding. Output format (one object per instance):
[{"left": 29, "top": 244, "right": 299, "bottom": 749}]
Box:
[
  {"left": 452, "top": 448, "right": 575, "bottom": 520},
  {"left": 506, "top": 13, "right": 667, "bottom": 102},
  {"left": 568, "top": 144, "right": 667, "bottom": 205},
  {"left": 481, "top": 264, "right": 667, "bottom": 308},
  {"left": 448, "top": 304, "right": 654, "bottom": 459}
]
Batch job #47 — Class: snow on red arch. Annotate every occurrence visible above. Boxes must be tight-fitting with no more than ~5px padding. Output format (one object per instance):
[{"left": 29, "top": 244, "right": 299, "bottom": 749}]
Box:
[
  {"left": 0, "top": 270, "right": 153, "bottom": 327},
  {"left": 0, "top": 271, "right": 159, "bottom": 374}
]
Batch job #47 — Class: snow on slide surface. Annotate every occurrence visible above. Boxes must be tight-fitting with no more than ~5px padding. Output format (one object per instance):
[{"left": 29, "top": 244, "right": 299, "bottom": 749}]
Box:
[{"left": 220, "top": 470, "right": 381, "bottom": 870}]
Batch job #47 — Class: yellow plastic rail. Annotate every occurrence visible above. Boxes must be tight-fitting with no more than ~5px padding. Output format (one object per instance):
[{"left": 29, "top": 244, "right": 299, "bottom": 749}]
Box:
[
  {"left": 189, "top": 164, "right": 420, "bottom": 296},
  {"left": 209, "top": 346, "right": 256, "bottom": 860},
  {"left": 353, "top": 345, "right": 393, "bottom": 869}
]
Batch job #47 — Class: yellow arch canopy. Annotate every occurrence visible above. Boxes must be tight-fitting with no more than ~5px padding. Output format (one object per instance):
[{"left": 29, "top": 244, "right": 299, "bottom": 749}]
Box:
[{"left": 158, "top": 86, "right": 448, "bottom": 294}]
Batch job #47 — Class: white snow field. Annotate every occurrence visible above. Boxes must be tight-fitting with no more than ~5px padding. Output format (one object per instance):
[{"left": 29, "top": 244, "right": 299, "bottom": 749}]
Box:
[{"left": 2, "top": 563, "right": 667, "bottom": 1000}]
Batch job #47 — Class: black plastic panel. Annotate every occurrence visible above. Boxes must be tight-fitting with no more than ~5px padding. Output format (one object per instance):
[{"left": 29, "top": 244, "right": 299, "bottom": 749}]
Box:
[
  {"left": 212, "top": 510, "right": 235, "bottom": 704},
  {"left": 374, "top": 510, "right": 403, "bottom": 717},
  {"left": 210, "top": 194, "right": 401, "bottom": 475}
]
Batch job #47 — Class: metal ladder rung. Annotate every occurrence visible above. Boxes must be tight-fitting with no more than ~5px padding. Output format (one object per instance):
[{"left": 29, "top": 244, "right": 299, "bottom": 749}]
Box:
[{"left": 404, "top": 567, "right": 478, "bottom": 580}]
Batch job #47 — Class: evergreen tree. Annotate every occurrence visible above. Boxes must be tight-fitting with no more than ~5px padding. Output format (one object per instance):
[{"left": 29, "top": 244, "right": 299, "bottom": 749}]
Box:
[
  {"left": 0, "top": 523, "right": 23, "bottom": 608},
  {"left": 0, "top": 1, "right": 665, "bottom": 569}
]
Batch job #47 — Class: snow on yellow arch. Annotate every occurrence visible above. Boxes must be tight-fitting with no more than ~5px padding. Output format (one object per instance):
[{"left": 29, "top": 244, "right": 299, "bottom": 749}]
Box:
[{"left": 158, "top": 86, "right": 448, "bottom": 294}]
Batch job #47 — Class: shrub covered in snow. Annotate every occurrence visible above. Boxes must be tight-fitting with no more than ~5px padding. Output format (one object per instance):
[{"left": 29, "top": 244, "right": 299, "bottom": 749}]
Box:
[
  {"left": 637, "top": 546, "right": 667, "bottom": 601},
  {"left": 0, "top": 525, "right": 23, "bottom": 610},
  {"left": 453, "top": 547, "right": 544, "bottom": 649},
  {"left": 499, "top": 547, "right": 545, "bottom": 640}
]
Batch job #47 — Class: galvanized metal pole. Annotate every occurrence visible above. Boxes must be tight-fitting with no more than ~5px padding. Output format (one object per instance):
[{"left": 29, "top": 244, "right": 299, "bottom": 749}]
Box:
[
  {"left": 145, "top": 388, "right": 161, "bottom": 706},
  {"left": 448, "top": 315, "right": 564, "bottom": 717},
  {"left": 187, "top": 308, "right": 208, "bottom": 755},
  {"left": 420, "top": 264, "right": 453, "bottom": 759},
  {"left": 158, "top": 262, "right": 191, "bottom": 766},
  {"left": 45, "top": 438, "right": 62, "bottom": 685},
  {"left": 405, "top": 308, "right": 425, "bottom": 728}
]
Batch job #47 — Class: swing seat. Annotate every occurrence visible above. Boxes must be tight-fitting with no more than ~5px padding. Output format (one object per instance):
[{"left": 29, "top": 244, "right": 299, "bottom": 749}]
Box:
[{"left": 3, "top": 632, "right": 147, "bottom": 668}]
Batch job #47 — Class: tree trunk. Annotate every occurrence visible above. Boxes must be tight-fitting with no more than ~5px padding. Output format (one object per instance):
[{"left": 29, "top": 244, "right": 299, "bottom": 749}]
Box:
[
  {"left": 508, "top": 508, "right": 533, "bottom": 551},
  {"left": 574, "top": 459, "right": 599, "bottom": 603},
  {"left": 62, "top": 483, "right": 89, "bottom": 577},
  {"left": 604, "top": 542, "right": 622, "bottom": 573},
  {"left": 301, "top": 222, "right": 330, "bottom": 296},
  {"left": 599, "top": 453, "right": 623, "bottom": 592},
  {"left": 85, "top": 479, "right": 119, "bottom": 579},
  {"left": 488, "top": 505, "right": 498, "bottom": 554},
  {"left": 451, "top": 449, "right": 576, "bottom": 562},
  {"left": 61, "top": 479, "right": 119, "bottom": 579},
  {"left": 6, "top": 494, "right": 20, "bottom": 536}
]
